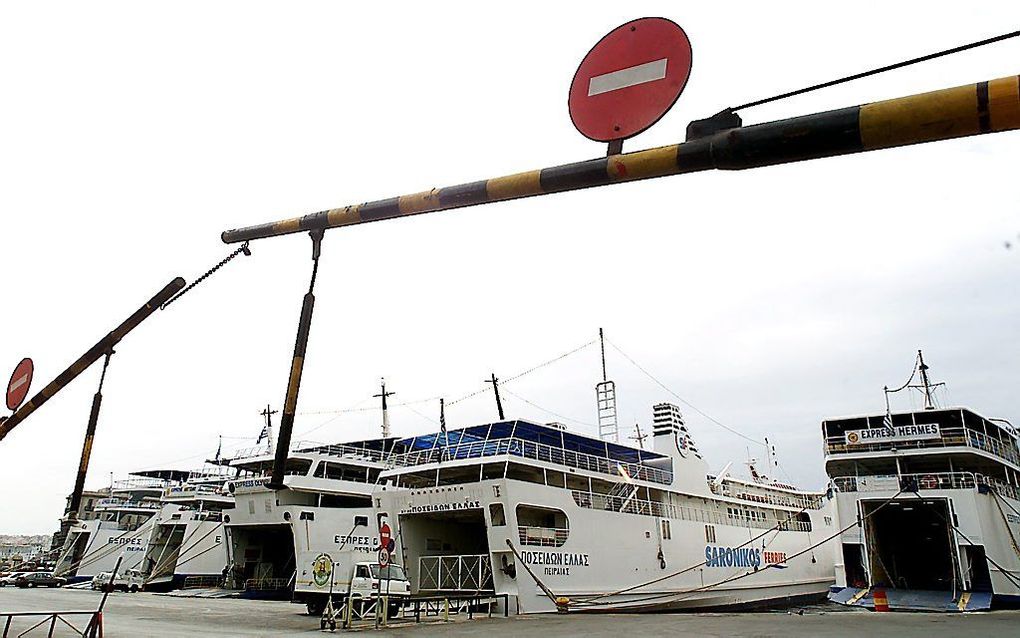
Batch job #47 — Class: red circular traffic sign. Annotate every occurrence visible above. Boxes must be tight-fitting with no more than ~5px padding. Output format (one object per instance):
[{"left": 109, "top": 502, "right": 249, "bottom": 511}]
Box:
[
  {"left": 6, "top": 358, "right": 33, "bottom": 412},
  {"left": 568, "top": 18, "right": 692, "bottom": 142}
]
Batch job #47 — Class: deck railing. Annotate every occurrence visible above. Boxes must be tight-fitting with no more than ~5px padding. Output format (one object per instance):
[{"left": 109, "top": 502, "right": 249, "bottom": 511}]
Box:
[
  {"left": 833, "top": 471, "right": 1020, "bottom": 500},
  {"left": 389, "top": 437, "right": 673, "bottom": 485},
  {"left": 517, "top": 526, "right": 569, "bottom": 547},
  {"left": 825, "top": 426, "right": 1020, "bottom": 467},
  {"left": 417, "top": 555, "right": 493, "bottom": 592},
  {"left": 229, "top": 440, "right": 391, "bottom": 464},
  {"left": 570, "top": 490, "right": 813, "bottom": 532},
  {"left": 112, "top": 477, "right": 171, "bottom": 491},
  {"left": 95, "top": 497, "right": 162, "bottom": 510}
]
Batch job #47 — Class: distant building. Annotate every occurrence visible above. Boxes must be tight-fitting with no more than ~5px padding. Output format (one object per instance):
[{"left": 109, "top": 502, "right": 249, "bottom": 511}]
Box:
[{"left": 0, "top": 543, "right": 44, "bottom": 561}]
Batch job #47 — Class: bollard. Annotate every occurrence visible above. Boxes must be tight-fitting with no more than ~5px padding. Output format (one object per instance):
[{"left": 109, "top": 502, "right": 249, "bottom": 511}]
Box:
[
  {"left": 444, "top": 598, "right": 449, "bottom": 622},
  {"left": 873, "top": 588, "right": 890, "bottom": 612}
]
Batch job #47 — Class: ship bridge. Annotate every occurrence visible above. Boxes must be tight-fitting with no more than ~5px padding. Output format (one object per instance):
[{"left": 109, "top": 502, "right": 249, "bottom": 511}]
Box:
[{"left": 823, "top": 407, "right": 1020, "bottom": 494}]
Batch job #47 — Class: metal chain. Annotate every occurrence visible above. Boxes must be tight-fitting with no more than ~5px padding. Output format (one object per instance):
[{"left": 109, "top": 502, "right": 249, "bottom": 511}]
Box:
[{"left": 160, "top": 241, "right": 251, "bottom": 310}]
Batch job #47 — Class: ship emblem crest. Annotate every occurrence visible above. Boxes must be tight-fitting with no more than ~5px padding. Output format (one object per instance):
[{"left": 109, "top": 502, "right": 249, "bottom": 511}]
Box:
[{"left": 312, "top": 553, "right": 334, "bottom": 587}]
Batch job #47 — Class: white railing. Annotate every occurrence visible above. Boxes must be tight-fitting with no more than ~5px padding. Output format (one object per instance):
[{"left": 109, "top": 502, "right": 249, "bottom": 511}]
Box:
[
  {"left": 113, "top": 477, "right": 171, "bottom": 491},
  {"left": 826, "top": 426, "right": 1020, "bottom": 467},
  {"left": 95, "top": 497, "right": 162, "bottom": 510},
  {"left": 418, "top": 555, "right": 492, "bottom": 592},
  {"left": 162, "top": 484, "right": 228, "bottom": 498},
  {"left": 244, "top": 577, "right": 292, "bottom": 592},
  {"left": 228, "top": 440, "right": 391, "bottom": 464},
  {"left": 570, "top": 490, "right": 813, "bottom": 532},
  {"left": 517, "top": 526, "right": 569, "bottom": 547},
  {"left": 721, "top": 487, "right": 824, "bottom": 510},
  {"left": 833, "top": 472, "right": 1020, "bottom": 500},
  {"left": 390, "top": 438, "right": 673, "bottom": 485}
]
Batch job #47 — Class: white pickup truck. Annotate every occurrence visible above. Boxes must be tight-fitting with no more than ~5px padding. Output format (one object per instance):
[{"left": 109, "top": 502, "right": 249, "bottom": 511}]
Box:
[
  {"left": 91, "top": 568, "right": 145, "bottom": 592},
  {"left": 305, "top": 562, "right": 410, "bottom": 616}
]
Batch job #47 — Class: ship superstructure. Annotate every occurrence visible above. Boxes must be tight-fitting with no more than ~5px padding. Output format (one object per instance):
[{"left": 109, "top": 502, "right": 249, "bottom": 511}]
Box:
[
  {"left": 140, "top": 465, "right": 238, "bottom": 590},
  {"left": 222, "top": 438, "right": 393, "bottom": 613},
  {"left": 54, "top": 475, "right": 168, "bottom": 583},
  {"left": 375, "top": 409, "right": 835, "bottom": 613}
]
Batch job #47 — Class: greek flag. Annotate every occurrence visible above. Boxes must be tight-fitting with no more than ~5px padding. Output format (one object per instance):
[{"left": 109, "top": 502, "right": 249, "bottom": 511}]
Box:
[
  {"left": 882, "top": 412, "right": 894, "bottom": 431},
  {"left": 256, "top": 424, "right": 269, "bottom": 444}
]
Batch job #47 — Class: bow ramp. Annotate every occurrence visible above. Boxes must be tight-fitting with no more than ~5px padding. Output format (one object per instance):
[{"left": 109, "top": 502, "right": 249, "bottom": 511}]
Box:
[{"left": 828, "top": 587, "right": 992, "bottom": 611}]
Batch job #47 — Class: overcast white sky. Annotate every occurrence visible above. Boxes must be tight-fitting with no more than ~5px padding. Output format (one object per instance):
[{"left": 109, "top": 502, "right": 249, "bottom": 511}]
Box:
[{"left": 2, "top": 2, "right": 1018, "bottom": 534}]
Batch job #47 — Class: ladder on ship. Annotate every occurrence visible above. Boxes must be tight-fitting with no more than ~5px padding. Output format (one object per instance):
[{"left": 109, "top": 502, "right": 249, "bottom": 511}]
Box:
[{"left": 596, "top": 380, "right": 619, "bottom": 443}]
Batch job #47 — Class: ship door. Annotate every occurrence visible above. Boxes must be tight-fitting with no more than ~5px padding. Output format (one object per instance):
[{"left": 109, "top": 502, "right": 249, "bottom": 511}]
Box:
[
  {"left": 862, "top": 498, "right": 956, "bottom": 591},
  {"left": 399, "top": 508, "right": 492, "bottom": 594}
]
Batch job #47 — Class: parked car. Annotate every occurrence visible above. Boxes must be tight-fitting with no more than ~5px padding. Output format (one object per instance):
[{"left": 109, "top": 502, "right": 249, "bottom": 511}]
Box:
[
  {"left": 14, "top": 572, "right": 66, "bottom": 588},
  {"left": 91, "top": 569, "right": 145, "bottom": 592},
  {"left": 0, "top": 572, "right": 29, "bottom": 587}
]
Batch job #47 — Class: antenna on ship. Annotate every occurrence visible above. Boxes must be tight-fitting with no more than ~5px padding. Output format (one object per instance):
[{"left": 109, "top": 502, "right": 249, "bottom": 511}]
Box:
[
  {"left": 596, "top": 328, "right": 619, "bottom": 443},
  {"left": 374, "top": 378, "right": 396, "bottom": 438},
  {"left": 258, "top": 405, "right": 277, "bottom": 455},
  {"left": 485, "top": 373, "right": 505, "bottom": 421},
  {"left": 884, "top": 350, "right": 945, "bottom": 414},
  {"left": 916, "top": 350, "right": 938, "bottom": 410},
  {"left": 629, "top": 423, "right": 647, "bottom": 449}
]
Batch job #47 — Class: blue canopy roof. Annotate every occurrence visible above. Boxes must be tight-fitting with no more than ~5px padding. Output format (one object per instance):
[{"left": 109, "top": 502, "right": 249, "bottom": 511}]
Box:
[{"left": 394, "top": 419, "right": 667, "bottom": 466}]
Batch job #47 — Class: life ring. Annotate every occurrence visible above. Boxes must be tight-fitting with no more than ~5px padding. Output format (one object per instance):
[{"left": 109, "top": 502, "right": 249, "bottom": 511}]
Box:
[{"left": 919, "top": 474, "right": 938, "bottom": 490}]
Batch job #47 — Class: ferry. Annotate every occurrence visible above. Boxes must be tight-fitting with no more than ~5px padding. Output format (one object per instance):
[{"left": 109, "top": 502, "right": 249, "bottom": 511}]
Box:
[
  {"left": 374, "top": 405, "right": 836, "bottom": 613},
  {"left": 825, "top": 352, "right": 1020, "bottom": 611},
  {"left": 221, "top": 437, "right": 392, "bottom": 614},
  {"left": 140, "top": 466, "right": 238, "bottom": 590},
  {"left": 54, "top": 466, "right": 239, "bottom": 588},
  {"left": 54, "top": 475, "right": 167, "bottom": 583}
]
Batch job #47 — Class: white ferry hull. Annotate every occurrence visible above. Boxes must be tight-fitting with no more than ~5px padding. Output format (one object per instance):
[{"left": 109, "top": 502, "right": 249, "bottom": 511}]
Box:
[
  {"left": 225, "top": 483, "right": 380, "bottom": 606},
  {"left": 55, "top": 517, "right": 156, "bottom": 583},
  {"left": 379, "top": 478, "right": 835, "bottom": 614},
  {"left": 831, "top": 484, "right": 1020, "bottom": 609}
]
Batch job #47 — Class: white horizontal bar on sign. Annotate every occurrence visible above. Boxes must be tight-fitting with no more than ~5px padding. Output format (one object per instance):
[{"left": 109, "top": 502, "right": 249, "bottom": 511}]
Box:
[
  {"left": 9, "top": 373, "right": 29, "bottom": 392},
  {"left": 588, "top": 58, "right": 668, "bottom": 97}
]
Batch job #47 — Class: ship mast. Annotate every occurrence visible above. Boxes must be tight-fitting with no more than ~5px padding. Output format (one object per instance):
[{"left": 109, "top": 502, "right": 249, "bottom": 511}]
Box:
[
  {"left": 917, "top": 350, "right": 936, "bottom": 411},
  {"left": 374, "top": 378, "right": 396, "bottom": 438}
]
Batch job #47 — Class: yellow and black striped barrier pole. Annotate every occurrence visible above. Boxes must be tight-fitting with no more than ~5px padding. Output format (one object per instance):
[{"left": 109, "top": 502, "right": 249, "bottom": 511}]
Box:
[
  {"left": 0, "top": 278, "right": 185, "bottom": 442},
  {"left": 222, "top": 74, "right": 1019, "bottom": 244}
]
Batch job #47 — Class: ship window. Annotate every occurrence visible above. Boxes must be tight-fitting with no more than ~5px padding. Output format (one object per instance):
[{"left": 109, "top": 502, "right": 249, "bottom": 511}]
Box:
[
  {"left": 489, "top": 503, "right": 506, "bottom": 527},
  {"left": 705, "top": 525, "right": 716, "bottom": 543},
  {"left": 545, "top": 469, "right": 566, "bottom": 488},
  {"left": 516, "top": 505, "right": 568, "bottom": 547},
  {"left": 506, "top": 463, "right": 545, "bottom": 485},
  {"left": 248, "top": 500, "right": 255, "bottom": 515},
  {"left": 482, "top": 463, "right": 505, "bottom": 480},
  {"left": 661, "top": 520, "right": 671, "bottom": 540}
]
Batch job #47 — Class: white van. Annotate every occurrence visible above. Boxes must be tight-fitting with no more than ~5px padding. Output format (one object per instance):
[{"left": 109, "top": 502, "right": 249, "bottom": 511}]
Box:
[{"left": 91, "top": 568, "right": 145, "bottom": 592}]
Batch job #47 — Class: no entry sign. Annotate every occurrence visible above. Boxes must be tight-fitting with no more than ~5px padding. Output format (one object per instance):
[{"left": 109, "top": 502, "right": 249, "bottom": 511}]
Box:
[
  {"left": 6, "top": 358, "right": 33, "bottom": 412},
  {"left": 569, "top": 18, "right": 692, "bottom": 142}
]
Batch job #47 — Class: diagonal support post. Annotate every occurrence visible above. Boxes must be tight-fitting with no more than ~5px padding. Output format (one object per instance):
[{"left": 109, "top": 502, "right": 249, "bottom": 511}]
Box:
[{"left": 270, "top": 229, "right": 324, "bottom": 489}]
